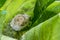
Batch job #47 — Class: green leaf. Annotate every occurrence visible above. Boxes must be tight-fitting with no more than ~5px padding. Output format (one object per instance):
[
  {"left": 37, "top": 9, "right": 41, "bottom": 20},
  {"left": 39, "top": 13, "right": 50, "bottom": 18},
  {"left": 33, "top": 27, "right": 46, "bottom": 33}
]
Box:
[
  {"left": 0, "top": 0, "right": 6, "bottom": 8},
  {"left": 32, "top": 0, "right": 55, "bottom": 23},
  {"left": 32, "top": 1, "right": 60, "bottom": 27},
  {"left": 46, "top": 1, "right": 60, "bottom": 13},
  {"left": 21, "top": 13, "right": 60, "bottom": 40},
  {"left": 1, "top": 0, "right": 12, "bottom": 10}
]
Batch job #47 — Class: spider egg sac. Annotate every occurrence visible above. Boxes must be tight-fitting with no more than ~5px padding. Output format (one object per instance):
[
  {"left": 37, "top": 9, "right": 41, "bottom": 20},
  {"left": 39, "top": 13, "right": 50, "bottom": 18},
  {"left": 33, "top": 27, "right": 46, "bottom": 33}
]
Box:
[{"left": 10, "top": 14, "right": 30, "bottom": 31}]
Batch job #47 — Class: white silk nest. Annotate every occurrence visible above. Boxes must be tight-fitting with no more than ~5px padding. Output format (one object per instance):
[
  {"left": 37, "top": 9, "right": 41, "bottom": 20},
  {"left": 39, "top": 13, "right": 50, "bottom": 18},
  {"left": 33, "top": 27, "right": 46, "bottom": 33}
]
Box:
[{"left": 10, "top": 14, "right": 30, "bottom": 31}]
